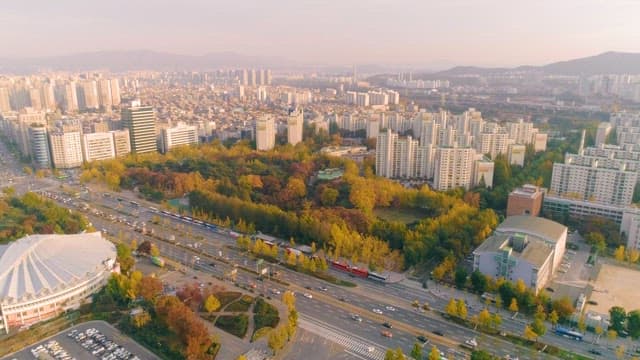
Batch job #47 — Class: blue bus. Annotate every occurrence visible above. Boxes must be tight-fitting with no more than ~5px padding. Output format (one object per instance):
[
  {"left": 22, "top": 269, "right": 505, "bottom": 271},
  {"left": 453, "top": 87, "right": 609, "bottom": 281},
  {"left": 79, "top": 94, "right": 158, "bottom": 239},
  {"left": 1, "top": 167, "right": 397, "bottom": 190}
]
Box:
[{"left": 555, "top": 327, "right": 583, "bottom": 341}]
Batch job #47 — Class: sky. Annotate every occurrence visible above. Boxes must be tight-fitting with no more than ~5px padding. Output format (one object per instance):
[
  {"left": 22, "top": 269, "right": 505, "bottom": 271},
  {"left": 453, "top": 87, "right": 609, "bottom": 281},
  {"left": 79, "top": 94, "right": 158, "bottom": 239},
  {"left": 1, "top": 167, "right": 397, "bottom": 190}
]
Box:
[{"left": 2, "top": 0, "right": 640, "bottom": 67}]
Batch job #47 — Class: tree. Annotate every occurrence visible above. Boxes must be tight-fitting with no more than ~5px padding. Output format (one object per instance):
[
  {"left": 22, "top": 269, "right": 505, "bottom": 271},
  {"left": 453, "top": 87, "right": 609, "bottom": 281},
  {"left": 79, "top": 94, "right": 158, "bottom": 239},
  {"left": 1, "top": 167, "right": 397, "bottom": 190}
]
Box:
[
  {"left": 236, "top": 356, "right": 248, "bottom": 360},
  {"left": 523, "top": 325, "right": 537, "bottom": 341},
  {"left": 149, "top": 243, "right": 160, "bottom": 257},
  {"left": 410, "top": 342, "right": 423, "bottom": 359},
  {"left": 428, "top": 346, "right": 441, "bottom": 360},
  {"left": 131, "top": 310, "right": 151, "bottom": 328},
  {"left": 585, "top": 232, "right": 606, "bottom": 254},
  {"left": 627, "top": 310, "right": 640, "bottom": 339},
  {"left": 531, "top": 318, "right": 547, "bottom": 339},
  {"left": 268, "top": 326, "right": 287, "bottom": 354},
  {"left": 446, "top": 298, "right": 458, "bottom": 317},
  {"left": 577, "top": 316, "right": 587, "bottom": 334},
  {"left": 515, "top": 279, "right": 527, "bottom": 294},
  {"left": 455, "top": 267, "right": 468, "bottom": 289},
  {"left": 548, "top": 310, "right": 559, "bottom": 329},
  {"left": 384, "top": 349, "right": 396, "bottom": 360},
  {"left": 491, "top": 313, "right": 502, "bottom": 330},
  {"left": 609, "top": 306, "right": 627, "bottom": 333},
  {"left": 456, "top": 299, "right": 468, "bottom": 320},
  {"left": 320, "top": 187, "right": 339, "bottom": 206},
  {"left": 509, "top": 298, "right": 519, "bottom": 313},
  {"left": 615, "top": 345, "right": 626, "bottom": 360},
  {"left": 595, "top": 325, "right": 604, "bottom": 343},
  {"left": 204, "top": 294, "right": 221, "bottom": 313},
  {"left": 495, "top": 295, "right": 503, "bottom": 312},
  {"left": 552, "top": 297, "right": 575, "bottom": 320},
  {"left": 607, "top": 329, "right": 618, "bottom": 345},
  {"left": 282, "top": 291, "right": 296, "bottom": 311},
  {"left": 130, "top": 239, "right": 138, "bottom": 252},
  {"left": 137, "top": 275, "right": 163, "bottom": 303},
  {"left": 614, "top": 245, "right": 626, "bottom": 262},
  {"left": 628, "top": 248, "right": 640, "bottom": 264},
  {"left": 477, "top": 308, "right": 492, "bottom": 328},
  {"left": 470, "top": 271, "right": 488, "bottom": 294}
]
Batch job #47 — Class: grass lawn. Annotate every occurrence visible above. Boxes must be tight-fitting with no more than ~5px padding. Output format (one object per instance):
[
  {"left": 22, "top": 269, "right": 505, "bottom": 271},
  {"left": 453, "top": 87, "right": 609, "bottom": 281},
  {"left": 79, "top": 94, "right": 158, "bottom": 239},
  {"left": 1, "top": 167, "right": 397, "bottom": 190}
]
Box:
[
  {"left": 373, "top": 207, "right": 426, "bottom": 224},
  {"left": 215, "top": 314, "right": 249, "bottom": 338},
  {"left": 253, "top": 297, "right": 280, "bottom": 335},
  {"left": 215, "top": 291, "right": 242, "bottom": 308},
  {"left": 225, "top": 295, "right": 254, "bottom": 312}
]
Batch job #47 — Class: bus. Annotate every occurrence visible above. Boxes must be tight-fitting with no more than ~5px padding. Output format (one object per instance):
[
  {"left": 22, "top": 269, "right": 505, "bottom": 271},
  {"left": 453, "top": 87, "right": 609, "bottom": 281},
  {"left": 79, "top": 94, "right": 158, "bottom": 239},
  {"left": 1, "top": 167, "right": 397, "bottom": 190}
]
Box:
[
  {"left": 555, "top": 327, "right": 583, "bottom": 341},
  {"left": 368, "top": 271, "right": 388, "bottom": 282}
]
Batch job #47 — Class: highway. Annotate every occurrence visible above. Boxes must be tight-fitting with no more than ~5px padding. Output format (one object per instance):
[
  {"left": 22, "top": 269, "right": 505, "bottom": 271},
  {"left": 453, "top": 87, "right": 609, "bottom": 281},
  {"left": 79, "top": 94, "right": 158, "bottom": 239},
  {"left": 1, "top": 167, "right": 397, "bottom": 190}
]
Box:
[{"left": 0, "top": 139, "right": 623, "bottom": 359}]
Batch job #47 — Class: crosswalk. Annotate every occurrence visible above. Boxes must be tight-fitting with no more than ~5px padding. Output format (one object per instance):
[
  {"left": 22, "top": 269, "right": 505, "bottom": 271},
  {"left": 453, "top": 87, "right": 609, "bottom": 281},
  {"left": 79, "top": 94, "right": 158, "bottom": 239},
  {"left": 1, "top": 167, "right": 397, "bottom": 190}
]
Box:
[{"left": 298, "top": 314, "right": 386, "bottom": 360}]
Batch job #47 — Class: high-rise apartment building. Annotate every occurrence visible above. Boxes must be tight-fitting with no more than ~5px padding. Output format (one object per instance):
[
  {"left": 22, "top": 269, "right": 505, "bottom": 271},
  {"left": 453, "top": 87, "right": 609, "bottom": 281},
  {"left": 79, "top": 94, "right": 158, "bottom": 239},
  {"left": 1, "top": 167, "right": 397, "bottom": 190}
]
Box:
[
  {"left": 76, "top": 81, "right": 99, "bottom": 110},
  {"left": 366, "top": 118, "right": 380, "bottom": 140},
  {"left": 433, "top": 146, "right": 476, "bottom": 191},
  {"left": 287, "top": 108, "right": 304, "bottom": 146},
  {"left": 160, "top": 122, "right": 198, "bottom": 153},
  {"left": 121, "top": 102, "right": 157, "bottom": 154},
  {"left": 595, "top": 122, "right": 612, "bottom": 146},
  {"left": 110, "top": 79, "right": 121, "bottom": 106},
  {"left": 49, "top": 131, "right": 83, "bottom": 168},
  {"left": 508, "top": 144, "right": 526, "bottom": 166},
  {"left": 376, "top": 130, "right": 397, "bottom": 178},
  {"left": 255, "top": 115, "right": 275, "bottom": 151},
  {"left": 97, "top": 79, "right": 113, "bottom": 108},
  {"left": 63, "top": 82, "right": 79, "bottom": 112},
  {"left": 550, "top": 154, "right": 637, "bottom": 206},
  {"left": 0, "top": 88, "right": 11, "bottom": 113}
]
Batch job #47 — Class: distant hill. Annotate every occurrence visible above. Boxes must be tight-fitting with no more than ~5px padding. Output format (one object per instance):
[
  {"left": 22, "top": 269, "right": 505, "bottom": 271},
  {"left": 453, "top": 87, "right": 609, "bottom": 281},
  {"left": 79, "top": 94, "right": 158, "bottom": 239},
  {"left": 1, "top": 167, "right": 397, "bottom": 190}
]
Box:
[
  {"left": 0, "top": 50, "right": 293, "bottom": 73},
  {"left": 436, "top": 52, "right": 640, "bottom": 76}
]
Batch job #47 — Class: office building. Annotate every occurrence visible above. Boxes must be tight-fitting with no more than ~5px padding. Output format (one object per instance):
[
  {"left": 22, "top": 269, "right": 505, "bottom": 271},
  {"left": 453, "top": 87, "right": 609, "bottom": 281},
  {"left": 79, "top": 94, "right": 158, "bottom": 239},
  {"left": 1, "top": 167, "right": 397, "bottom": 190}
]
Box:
[
  {"left": 507, "top": 185, "right": 545, "bottom": 217},
  {"left": 82, "top": 132, "right": 116, "bottom": 162},
  {"left": 29, "top": 125, "right": 51, "bottom": 168},
  {"left": 121, "top": 102, "right": 157, "bottom": 154},
  {"left": 49, "top": 131, "right": 83, "bottom": 168},
  {"left": 111, "top": 130, "right": 132, "bottom": 157},
  {"left": 287, "top": 108, "right": 304, "bottom": 146},
  {"left": 160, "top": 122, "right": 198, "bottom": 153},
  {"left": 473, "top": 216, "right": 567, "bottom": 294},
  {"left": 255, "top": 115, "right": 275, "bottom": 151}
]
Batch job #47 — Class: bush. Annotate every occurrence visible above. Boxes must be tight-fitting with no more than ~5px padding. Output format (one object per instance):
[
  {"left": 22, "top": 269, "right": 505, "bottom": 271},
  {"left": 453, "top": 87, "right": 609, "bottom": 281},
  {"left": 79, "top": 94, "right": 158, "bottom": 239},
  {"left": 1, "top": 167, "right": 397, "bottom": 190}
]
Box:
[
  {"left": 251, "top": 326, "right": 273, "bottom": 342},
  {"left": 215, "top": 291, "right": 242, "bottom": 307},
  {"left": 226, "top": 295, "right": 254, "bottom": 312},
  {"left": 215, "top": 314, "right": 249, "bottom": 338}
]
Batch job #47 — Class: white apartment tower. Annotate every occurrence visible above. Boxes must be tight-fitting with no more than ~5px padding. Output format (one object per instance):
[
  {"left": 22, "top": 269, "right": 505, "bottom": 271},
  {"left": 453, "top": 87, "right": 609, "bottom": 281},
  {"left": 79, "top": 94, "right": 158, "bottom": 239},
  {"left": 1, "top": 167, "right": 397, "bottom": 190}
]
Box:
[
  {"left": 287, "top": 108, "right": 304, "bottom": 146},
  {"left": 433, "top": 146, "right": 476, "bottom": 191},
  {"left": 82, "top": 132, "right": 116, "bottom": 162},
  {"left": 256, "top": 115, "right": 276, "bottom": 151},
  {"left": 376, "top": 130, "right": 397, "bottom": 178},
  {"left": 49, "top": 131, "right": 83, "bottom": 168}
]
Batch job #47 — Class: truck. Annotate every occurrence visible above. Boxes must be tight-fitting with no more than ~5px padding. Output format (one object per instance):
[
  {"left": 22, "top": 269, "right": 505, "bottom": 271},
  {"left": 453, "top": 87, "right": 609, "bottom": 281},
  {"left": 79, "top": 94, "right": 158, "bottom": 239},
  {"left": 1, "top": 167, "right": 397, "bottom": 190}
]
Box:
[{"left": 151, "top": 256, "right": 165, "bottom": 267}]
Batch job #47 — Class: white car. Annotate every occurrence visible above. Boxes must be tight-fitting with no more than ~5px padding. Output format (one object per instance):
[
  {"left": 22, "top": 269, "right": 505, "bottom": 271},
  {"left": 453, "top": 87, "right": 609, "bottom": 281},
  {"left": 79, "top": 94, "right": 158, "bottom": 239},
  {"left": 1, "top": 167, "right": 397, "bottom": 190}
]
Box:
[
  {"left": 271, "top": 289, "right": 281, "bottom": 295},
  {"left": 372, "top": 308, "right": 383, "bottom": 315},
  {"left": 303, "top": 293, "right": 313, "bottom": 299},
  {"left": 385, "top": 306, "right": 396, "bottom": 311}
]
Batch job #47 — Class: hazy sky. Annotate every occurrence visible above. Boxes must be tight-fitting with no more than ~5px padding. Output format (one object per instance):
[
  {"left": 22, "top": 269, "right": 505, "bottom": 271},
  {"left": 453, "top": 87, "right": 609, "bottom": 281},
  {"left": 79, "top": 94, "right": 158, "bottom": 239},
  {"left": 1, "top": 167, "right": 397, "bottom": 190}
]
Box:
[{"left": 2, "top": 0, "right": 640, "bottom": 67}]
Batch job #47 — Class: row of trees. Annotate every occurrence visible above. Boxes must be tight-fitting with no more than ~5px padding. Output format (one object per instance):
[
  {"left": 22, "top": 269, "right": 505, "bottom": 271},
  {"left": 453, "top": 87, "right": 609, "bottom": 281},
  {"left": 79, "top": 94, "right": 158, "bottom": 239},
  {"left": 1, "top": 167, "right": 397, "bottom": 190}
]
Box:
[
  {"left": 268, "top": 291, "right": 298, "bottom": 354},
  {"left": 0, "top": 191, "right": 88, "bottom": 242},
  {"left": 609, "top": 306, "right": 640, "bottom": 339},
  {"left": 384, "top": 345, "right": 444, "bottom": 360}
]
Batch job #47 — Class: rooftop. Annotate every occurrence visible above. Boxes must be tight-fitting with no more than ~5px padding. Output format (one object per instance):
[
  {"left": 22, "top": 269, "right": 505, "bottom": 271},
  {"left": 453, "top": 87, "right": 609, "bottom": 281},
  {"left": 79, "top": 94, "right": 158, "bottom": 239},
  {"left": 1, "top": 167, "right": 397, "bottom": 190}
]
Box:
[
  {"left": 497, "top": 215, "right": 567, "bottom": 243},
  {"left": 0, "top": 232, "right": 116, "bottom": 304},
  {"left": 474, "top": 233, "right": 553, "bottom": 268}
]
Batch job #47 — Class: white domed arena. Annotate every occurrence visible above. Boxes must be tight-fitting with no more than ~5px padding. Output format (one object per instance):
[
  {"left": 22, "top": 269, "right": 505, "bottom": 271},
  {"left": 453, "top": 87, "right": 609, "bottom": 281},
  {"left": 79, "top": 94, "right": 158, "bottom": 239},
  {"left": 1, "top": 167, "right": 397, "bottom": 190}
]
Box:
[{"left": 0, "top": 232, "right": 117, "bottom": 334}]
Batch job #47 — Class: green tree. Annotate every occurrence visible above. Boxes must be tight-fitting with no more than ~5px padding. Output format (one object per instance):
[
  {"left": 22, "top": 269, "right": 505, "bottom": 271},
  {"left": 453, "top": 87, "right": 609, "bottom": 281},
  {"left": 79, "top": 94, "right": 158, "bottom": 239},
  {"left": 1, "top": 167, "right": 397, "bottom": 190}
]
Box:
[
  {"left": 609, "top": 306, "right": 627, "bottom": 333},
  {"left": 320, "top": 187, "right": 339, "bottom": 206},
  {"left": 470, "top": 271, "right": 488, "bottom": 294},
  {"left": 204, "top": 294, "right": 221, "bottom": 313},
  {"left": 410, "top": 342, "right": 423, "bottom": 359},
  {"left": 627, "top": 310, "right": 640, "bottom": 339},
  {"left": 548, "top": 310, "right": 559, "bottom": 329},
  {"left": 454, "top": 267, "right": 468, "bottom": 289},
  {"left": 531, "top": 318, "right": 547, "bottom": 339},
  {"left": 471, "top": 350, "right": 495, "bottom": 360}
]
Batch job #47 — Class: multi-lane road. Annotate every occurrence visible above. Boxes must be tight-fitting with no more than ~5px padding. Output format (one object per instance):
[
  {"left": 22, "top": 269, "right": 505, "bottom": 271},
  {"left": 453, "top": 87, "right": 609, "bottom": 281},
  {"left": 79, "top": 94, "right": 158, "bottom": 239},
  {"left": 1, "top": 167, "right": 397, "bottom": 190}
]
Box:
[{"left": 0, "top": 139, "right": 624, "bottom": 359}]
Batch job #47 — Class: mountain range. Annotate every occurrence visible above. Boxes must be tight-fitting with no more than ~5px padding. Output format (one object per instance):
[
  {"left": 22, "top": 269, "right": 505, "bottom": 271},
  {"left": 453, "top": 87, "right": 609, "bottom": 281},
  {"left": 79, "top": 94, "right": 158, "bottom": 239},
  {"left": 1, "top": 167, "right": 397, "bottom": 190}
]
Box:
[{"left": 1, "top": 50, "right": 639, "bottom": 76}]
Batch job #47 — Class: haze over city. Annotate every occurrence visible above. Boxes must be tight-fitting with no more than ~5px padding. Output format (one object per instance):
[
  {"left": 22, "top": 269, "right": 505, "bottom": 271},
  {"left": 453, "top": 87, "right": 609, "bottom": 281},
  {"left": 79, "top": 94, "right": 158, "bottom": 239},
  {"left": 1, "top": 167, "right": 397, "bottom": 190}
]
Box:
[{"left": 2, "top": 0, "right": 640, "bottom": 67}]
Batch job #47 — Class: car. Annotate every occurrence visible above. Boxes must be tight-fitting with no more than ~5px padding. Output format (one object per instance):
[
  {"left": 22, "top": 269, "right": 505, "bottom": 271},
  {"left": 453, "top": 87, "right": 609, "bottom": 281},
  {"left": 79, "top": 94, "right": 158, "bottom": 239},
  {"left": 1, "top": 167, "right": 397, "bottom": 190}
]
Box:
[
  {"left": 385, "top": 305, "right": 396, "bottom": 311},
  {"left": 433, "top": 330, "right": 444, "bottom": 336},
  {"left": 271, "top": 288, "right": 281, "bottom": 295},
  {"left": 382, "top": 322, "right": 392, "bottom": 328},
  {"left": 305, "top": 286, "right": 312, "bottom": 290},
  {"left": 372, "top": 308, "right": 383, "bottom": 315},
  {"left": 381, "top": 330, "right": 393, "bottom": 338},
  {"left": 416, "top": 335, "right": 428, "bottom": 343},
  {"left": 588, "top": 349, "right": 602, "bottom": 355},
  {"left": 319, "top": 286, "right": 328, "bottom": 291},
  {"left": 303, "top": 293, "right": 313, "bottom": 299},
  {"left": 338, "top": 296, "right": 347, "bottom": 302},
  {"left": 351, "top": 314, "right": 363, "bottom": 322}
]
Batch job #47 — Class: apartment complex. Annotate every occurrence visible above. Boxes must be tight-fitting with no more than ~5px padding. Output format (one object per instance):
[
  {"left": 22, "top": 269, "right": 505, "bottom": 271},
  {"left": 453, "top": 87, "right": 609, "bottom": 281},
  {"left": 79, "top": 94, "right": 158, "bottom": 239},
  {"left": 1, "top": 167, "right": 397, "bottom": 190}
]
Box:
[
  {"left": 49, "top": 131, "right": 83, "bottom": 169},
  {"left": 287, "top": 107, "right": 304, "bottom": 146}
]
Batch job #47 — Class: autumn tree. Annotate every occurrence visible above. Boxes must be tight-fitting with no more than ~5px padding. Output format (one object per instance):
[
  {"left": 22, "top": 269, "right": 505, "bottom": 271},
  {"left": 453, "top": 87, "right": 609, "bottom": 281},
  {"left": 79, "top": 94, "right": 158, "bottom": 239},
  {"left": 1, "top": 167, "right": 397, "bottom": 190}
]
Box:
[
  {"left": 137, "top": 275, "right": 163, "bottom": 303},
  {"left": 150, "top": 243, "right": 160, "bottom": 257},
  {"left": 456, "top": 299, "right": 468, "bottom": 320},
  {"left": 204, "top": 294, "right": 221, "bottom": 313},
  {"left": 446, "top": 298, "right": 458, "bottom": 317},
  {"left": 509, "top": 298, "right": 519, "bottom": 313},
  {"left": 428, "top": 346, "right": 441, "bottom": 360},
  {"left": 614, "top": 245, "right": 626, "bottom": 262}
]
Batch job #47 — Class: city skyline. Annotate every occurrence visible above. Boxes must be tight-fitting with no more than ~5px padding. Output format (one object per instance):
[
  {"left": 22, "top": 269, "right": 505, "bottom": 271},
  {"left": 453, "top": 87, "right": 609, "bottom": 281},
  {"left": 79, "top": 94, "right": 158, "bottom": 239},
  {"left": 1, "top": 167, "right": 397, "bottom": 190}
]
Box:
[{"left": 2, "top": 0, "right": 640, "bottom": 68}]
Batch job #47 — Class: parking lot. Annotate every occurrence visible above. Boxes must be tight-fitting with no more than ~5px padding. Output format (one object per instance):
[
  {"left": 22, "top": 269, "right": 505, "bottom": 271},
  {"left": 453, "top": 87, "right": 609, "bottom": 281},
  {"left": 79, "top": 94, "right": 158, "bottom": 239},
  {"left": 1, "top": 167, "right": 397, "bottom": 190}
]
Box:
[{"left": 2, "top": 321, "right": 158, "bottom": 360}]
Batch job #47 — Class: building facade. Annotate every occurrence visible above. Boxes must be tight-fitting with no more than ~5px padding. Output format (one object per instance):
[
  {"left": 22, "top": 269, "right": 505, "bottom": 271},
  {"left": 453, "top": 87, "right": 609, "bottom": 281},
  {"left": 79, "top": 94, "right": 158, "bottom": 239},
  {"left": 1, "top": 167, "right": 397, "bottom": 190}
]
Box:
[{"left": 121, "top": 102, "right": 157, "bottom": 154}]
